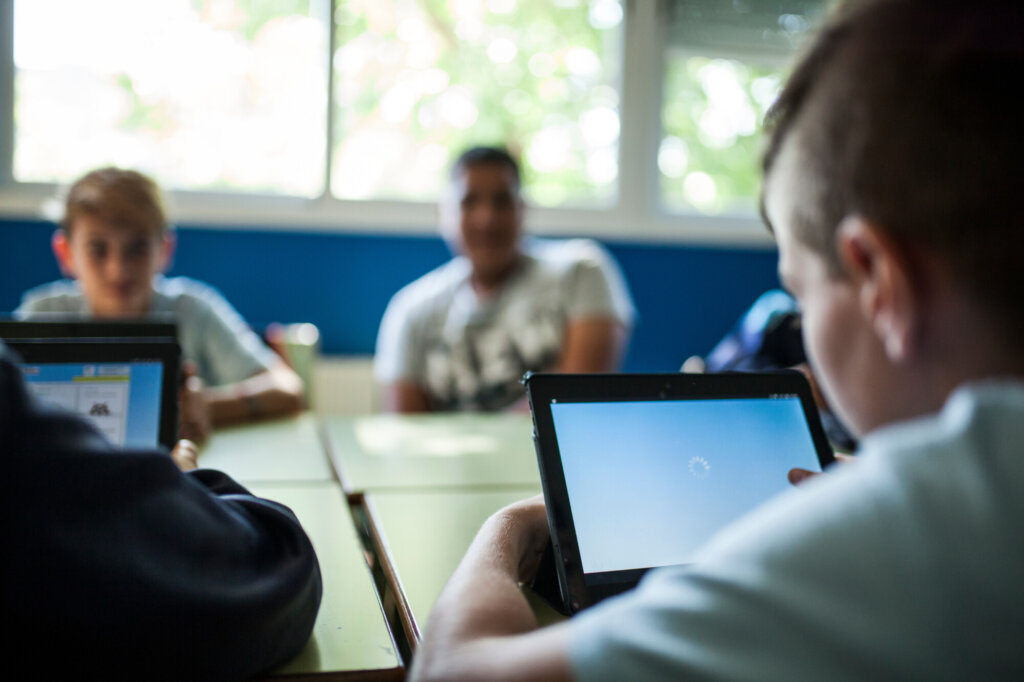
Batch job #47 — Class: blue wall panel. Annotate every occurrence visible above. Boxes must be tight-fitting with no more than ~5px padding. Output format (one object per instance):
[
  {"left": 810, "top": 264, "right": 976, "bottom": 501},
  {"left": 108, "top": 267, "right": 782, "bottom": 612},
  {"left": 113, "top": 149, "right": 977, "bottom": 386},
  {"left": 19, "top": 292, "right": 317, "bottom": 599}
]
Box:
[
  {"left": 1, "top": 219, "right": 63, "bottom": 306},
  {"left": 169, "top": 227, "right": 452, "bottom": 357},
  {"left": 0, "top": 218, "right": 779, "bottom": 372},
  {"left": 610, "top": 242, "right": 779, "bottom": 371}
]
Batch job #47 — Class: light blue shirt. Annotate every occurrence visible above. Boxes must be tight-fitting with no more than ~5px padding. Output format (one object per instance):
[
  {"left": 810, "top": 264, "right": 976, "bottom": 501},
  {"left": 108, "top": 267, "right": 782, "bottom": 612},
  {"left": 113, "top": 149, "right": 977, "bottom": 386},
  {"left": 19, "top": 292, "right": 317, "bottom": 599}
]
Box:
[
  {"left": 17, "top": 276, "right": 277, "bottom": 386},
  {"left": 570, "top": 382, "right": 1024, "bottom": 681}
]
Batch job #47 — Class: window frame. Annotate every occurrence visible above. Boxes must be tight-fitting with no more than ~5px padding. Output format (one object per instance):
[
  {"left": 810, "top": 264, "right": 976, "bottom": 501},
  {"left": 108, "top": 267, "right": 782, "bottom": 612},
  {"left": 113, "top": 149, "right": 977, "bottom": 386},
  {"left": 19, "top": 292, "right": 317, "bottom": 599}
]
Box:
[{"left": 0, "top": 0, "right": 773, "bottom": 246}]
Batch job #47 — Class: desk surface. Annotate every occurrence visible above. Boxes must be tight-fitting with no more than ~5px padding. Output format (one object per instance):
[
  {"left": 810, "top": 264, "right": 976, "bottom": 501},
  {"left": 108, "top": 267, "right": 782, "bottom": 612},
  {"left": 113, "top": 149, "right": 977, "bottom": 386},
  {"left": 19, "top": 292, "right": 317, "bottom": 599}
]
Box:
[
  {"left": 249, "top": 482, "right": 402, "bottom": 679},
  {"left": 200, "top": 413, "right": 334, "bottom": 483},
  {"left": 364, "top": 486, "right": 564, "bottom": 645},
  {"left": 324, "top": 414, "right": 540, "bottom": 493}
]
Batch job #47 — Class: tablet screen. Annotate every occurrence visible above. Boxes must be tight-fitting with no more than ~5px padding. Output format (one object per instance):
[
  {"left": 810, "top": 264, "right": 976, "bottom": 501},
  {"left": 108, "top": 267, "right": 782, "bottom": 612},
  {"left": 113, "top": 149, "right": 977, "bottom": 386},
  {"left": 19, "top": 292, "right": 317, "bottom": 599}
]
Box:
[
  {"left": 20, "top": 360, "right": 165, "bottom": 449},
  {"left": 550, "top": 394, "right": 822, "bottom": 580}
]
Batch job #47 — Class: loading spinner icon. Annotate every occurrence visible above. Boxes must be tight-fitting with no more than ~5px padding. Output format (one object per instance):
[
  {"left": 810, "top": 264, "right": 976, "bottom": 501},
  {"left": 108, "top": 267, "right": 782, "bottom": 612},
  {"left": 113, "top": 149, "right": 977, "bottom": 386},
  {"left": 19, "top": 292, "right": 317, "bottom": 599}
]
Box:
[{"left": 688, "top": 455, "right": 711, "bottom": 478}]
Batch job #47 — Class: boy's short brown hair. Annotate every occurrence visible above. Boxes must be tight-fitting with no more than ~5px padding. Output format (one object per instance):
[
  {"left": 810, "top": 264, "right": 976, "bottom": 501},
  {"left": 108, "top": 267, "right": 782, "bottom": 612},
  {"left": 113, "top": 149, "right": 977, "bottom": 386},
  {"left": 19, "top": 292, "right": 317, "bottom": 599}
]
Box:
[
  {"left": 762, "top": 0, "right": 1024, "bottom": 338},
  {"left": 62, "top": 167, "right": 168, "bottom": 238},
  {"left": 451, "top": 146, "right": 521, "bottom": 190}
]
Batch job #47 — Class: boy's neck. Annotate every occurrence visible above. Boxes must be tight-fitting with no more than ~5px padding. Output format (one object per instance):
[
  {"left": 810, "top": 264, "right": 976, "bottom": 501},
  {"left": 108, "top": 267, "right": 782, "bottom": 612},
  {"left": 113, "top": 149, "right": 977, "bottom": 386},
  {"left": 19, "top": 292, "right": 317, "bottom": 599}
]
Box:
[{"left": 909, "top": 289, "right": 1024, "bottom": 411}]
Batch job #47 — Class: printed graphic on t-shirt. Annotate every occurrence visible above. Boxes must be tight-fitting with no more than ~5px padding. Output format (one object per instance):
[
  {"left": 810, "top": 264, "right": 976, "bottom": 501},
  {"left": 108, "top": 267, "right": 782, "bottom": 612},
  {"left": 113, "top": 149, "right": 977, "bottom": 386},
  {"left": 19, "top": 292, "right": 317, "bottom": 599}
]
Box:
[{"left": 424, "top": 305, "right": 563, "bottom": 411}]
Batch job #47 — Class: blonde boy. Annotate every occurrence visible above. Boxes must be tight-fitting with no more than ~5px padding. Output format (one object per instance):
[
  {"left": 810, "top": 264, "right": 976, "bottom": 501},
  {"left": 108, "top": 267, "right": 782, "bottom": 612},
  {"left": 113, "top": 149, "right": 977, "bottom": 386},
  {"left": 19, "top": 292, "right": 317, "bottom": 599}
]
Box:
[{"left": 18, "top": 167, "right": 303, "bottom": 439}]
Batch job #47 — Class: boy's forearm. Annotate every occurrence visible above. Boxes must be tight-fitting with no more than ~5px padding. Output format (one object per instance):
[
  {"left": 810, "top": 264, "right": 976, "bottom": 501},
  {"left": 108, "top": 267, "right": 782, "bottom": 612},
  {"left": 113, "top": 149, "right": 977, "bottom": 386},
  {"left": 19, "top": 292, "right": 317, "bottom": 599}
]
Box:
[
  {"left": 206, "top": 362, "right": 304, "bottom": 424},
  {"left": 411, "top": 501, "right": 573, "bottom": 682},
  {"left": 383, "top": 380, "right": 432, "bottom": 413},
  {"left": 426, "top": 509, "right": 539, "bottom": 639},
  {"left": 556, "top": 317, "right": 628, "bottom": 373}
]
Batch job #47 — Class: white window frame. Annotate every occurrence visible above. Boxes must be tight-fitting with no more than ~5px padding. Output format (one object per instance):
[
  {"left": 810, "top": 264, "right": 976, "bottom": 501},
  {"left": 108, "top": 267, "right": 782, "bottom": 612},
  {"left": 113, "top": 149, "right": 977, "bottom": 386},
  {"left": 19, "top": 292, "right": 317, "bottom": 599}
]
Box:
[{"left": 0, "top": 0, "right": 772, "bottom": 246}]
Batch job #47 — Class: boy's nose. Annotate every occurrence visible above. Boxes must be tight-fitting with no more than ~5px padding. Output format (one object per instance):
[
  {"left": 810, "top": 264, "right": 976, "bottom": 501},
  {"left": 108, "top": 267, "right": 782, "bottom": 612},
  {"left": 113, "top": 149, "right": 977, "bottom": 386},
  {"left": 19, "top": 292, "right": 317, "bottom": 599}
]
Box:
[
  {"left": 104, "top": 254, "right": 132, "bottom": 281},
  {"left": 470, "top": 202, "right": 500, "bottom": 229}
]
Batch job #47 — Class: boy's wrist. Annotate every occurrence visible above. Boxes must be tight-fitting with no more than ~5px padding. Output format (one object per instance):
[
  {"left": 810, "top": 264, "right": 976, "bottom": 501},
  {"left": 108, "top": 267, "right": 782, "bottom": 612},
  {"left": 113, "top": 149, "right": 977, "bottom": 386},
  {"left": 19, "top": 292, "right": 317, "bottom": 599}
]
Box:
[
  {"left": 235, "top": 384, "right": 260, "bottom": 419},
  {"left": 245, "top": 394, "right": 260, "bottom": 419}
]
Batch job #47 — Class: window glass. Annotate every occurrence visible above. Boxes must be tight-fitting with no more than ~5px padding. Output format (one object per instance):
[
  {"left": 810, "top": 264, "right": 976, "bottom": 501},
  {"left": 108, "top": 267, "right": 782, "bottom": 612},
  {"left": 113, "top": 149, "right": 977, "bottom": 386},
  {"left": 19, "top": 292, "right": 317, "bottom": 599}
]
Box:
[
  {"left": 659, "top": 55, "right": 782, "bottom": 215},
  {"left": 330, "top": 0, "right": 623, "bottom": 207},
  {"left": 12, "top": 0, "right": 327, "bottom": 197},
  {"left": 659, "top": 0, "right": 825, "bottom": 215}
]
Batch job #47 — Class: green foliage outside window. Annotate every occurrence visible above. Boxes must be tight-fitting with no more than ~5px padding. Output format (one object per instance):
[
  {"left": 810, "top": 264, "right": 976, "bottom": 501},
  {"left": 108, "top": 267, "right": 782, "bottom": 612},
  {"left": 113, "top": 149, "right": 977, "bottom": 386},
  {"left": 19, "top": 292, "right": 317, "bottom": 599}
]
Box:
[
  {"left": 660, "top": 54, "right": 784, "bottom": 215},
  {"left": 332, "top": 0, "right": 623, "bottom": 206},
  {"left": 13, "top": 0, "right": 800, "bottom": 219}
]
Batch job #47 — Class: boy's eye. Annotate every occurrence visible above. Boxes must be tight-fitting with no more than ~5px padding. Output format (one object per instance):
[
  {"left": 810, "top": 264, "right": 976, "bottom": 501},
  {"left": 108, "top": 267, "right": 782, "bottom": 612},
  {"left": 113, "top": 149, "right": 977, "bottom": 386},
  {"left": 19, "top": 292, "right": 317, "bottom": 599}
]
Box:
[
  {"left": 87, "top": 244, "right": 107, "bottom": 259},
  {"left": 125, "top": 242, "right": 151, "bottom": 259}
]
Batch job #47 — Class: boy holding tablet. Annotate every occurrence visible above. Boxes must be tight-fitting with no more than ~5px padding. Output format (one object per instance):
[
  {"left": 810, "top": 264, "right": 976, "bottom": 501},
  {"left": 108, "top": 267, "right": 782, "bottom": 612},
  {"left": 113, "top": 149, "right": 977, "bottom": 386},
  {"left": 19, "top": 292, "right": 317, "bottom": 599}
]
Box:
[
  {"left": 410, "top": 1, "right": 1024, "bottom": 680},
  {"left": 17, "top": 167, "right": 303, "bottom": 440},
  {"left": 2, "top": 340, "right": 321, "bottom": 679}
]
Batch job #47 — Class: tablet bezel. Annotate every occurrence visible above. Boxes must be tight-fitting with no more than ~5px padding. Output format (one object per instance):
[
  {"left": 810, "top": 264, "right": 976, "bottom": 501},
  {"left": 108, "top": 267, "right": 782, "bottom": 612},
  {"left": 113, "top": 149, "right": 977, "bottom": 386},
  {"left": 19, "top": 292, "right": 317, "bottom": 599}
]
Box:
[
  {"left": 0, "top": 317, "right": 177, "bottom": 340},
  {"left": 525, "top": 370, "right": 836, "bottom": 614},
  {"left": 7, "top": 338, "right": 181, "bottom": 450}
]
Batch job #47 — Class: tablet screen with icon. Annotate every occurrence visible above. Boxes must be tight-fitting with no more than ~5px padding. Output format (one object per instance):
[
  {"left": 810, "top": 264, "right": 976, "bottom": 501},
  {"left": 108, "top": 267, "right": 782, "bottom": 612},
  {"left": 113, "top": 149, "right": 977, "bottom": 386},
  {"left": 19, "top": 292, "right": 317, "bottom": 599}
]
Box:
[{"left": 526, "top": 371, "right": 834, "bottom": 613}]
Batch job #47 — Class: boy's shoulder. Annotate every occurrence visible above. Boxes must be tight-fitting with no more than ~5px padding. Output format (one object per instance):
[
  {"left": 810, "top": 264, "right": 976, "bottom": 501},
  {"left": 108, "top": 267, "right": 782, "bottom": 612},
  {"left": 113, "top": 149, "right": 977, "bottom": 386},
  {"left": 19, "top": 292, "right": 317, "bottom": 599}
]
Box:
[
  {"left": 525, "top": 237, "right": 619, "bottom": 274},
  {"left": 153, "top": 275, "right": 223, "bottom": 300},
  {"left": 150, "top": 276, "right": 235, "bottom": 315},
  {"left": 18, "top": 279, "right": 87, "bottom": 314},
  {"left": 388, "top": 257, "right": 472, "bottom": 313},
  {"left": 526, "top": 236, "right": 612, "bottom": 265},
  {"left": 862, "top": 380, "right": 1024, "bottom": 481}
]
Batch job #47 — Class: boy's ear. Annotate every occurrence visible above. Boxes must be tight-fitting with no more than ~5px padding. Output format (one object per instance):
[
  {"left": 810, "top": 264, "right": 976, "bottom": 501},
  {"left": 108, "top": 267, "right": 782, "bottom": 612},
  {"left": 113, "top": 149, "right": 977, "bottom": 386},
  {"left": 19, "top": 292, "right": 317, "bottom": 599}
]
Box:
[
  {"left": 159, "top": 231, "right": 176, "bottom": 273},
  {"left": 436, "top": 199, "right": 462, "bottom": 256},
  {"left": 51, "top": 230, "right": 76, "bottom": 278},
  {"left": 836, "top": 216, "right": 919, "bottom": 363}
]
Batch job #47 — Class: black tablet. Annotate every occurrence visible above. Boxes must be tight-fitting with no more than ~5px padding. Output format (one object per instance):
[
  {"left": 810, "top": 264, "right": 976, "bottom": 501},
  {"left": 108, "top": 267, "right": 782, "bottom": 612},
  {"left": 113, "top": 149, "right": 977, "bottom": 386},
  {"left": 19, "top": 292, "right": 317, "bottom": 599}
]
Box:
[
  {"left": 525, "top": 371, "right": 835, "bottom": 615},
  {"left": 0, "top": 316, "right": 177, "bottom": 340},
  {"left": 8, "top": 338, "right": 181, "bottom": 450}
]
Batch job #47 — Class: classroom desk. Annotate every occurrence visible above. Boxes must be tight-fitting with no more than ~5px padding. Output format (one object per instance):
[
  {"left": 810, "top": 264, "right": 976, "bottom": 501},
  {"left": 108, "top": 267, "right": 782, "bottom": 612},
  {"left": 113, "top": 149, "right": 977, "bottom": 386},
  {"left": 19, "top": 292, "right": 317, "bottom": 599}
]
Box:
[
  {"left": 361, "top": 487, "right": 563, "bottom": 649},
  {"left": 248, "top": 481, "right": 403, "bottom": 681},
  {"left": 323, "top": 413, "right": 540, "bottom": 493},
  {"left": 199, "top": 412, "right": 334, "bottom": 483}
]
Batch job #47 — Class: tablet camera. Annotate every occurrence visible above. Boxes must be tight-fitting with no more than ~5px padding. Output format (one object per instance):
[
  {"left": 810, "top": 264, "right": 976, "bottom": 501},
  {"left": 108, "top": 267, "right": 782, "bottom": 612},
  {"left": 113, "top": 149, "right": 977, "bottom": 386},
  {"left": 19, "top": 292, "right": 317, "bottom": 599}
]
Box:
[{"left": 688, "top": 455, "right": 711, "bottom": 478}]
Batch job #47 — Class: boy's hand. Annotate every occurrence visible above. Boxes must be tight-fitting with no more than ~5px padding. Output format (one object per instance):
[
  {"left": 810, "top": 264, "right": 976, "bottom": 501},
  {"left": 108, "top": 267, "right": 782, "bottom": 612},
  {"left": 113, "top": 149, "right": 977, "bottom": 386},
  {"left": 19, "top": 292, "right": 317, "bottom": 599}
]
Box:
[
  {"left": 170, "top": 439, "right": 199, "bottom": 472},
  {"left": 794, "top": 363, "right": 829, "bottom": 410},
  {"left": 490, "top": 494, "right": 550, "bottom": 582},
  {"left": 179, "top": 362, "right": 212, "bottom": 444},
  {"left": 788, "top": 452, "right": 856, "bottom": 486},
  {"left": 410, "top": 493, "right": 571, "bottom": 682}
]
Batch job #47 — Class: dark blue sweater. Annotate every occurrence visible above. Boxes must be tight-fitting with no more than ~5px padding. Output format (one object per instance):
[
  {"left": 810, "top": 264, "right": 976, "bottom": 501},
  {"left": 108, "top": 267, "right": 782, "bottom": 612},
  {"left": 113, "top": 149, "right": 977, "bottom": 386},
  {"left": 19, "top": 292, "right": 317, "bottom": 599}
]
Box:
[{"left": 1, "top": 343, "right": 322, "bottom": 680}]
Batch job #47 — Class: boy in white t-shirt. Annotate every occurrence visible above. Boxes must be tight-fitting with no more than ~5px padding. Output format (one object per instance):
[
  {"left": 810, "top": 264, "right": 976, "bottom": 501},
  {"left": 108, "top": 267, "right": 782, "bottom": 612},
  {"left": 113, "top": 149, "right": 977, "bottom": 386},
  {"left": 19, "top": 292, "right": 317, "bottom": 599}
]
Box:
[{"left": 375, "top": 147, "right": 635, "bottom": 412}]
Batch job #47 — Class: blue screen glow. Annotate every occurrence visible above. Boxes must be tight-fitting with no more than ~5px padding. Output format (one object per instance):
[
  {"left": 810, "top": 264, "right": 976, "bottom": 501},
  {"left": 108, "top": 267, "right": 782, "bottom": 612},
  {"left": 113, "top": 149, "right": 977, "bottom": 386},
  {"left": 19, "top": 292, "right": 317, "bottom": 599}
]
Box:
[
  {"left": 20, "top": 361, "right": 164, "bottom": 448},
  {"left": 551, "top": 397, "right": 822, "bottom": 574}
]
